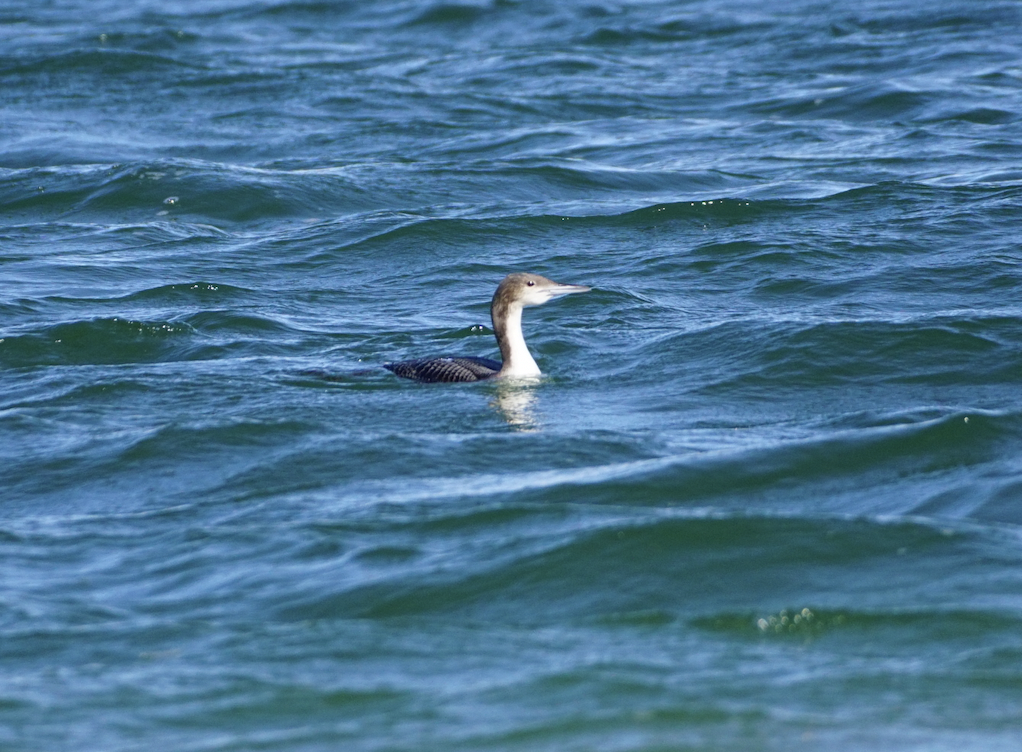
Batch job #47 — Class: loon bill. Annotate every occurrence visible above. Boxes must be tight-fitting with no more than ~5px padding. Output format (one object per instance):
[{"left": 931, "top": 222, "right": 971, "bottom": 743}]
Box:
[{"left": 384, "top": 272, "right": 590, "bottom": 383}]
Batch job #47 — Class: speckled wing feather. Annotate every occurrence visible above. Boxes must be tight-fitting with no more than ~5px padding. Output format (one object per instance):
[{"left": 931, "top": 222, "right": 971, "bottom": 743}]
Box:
[{"left": 383, "top": 356, "right": 501, "bottom": 383}]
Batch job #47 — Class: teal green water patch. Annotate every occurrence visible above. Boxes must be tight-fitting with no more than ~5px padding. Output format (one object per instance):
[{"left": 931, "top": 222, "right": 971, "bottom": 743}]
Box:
[
  {"left": 0, "top": 309, "right": 310, "bottom": 368},
  {"left": 71, "top": 164, "right": 359, "bottom": 224},
  {"left": 694, "top": 606, "right": 1022, "bottom": 641},
  {"left": 612, "top": 197, "right": 768, "bottom": 227},
  {"left": 180, "top": 309, "right": 294, "bottom": 336},
  {"left": 0, "top": 47, "right": 195, "bottom": 81},
  {"left": 0, "top": 160, "right": 380, "bottom": 223},
  {"left": 116, "top": 281, "right": 253, "bottom": 304},
  {"left": 0, "top": 317, "right": 194, "bottom": 367}
]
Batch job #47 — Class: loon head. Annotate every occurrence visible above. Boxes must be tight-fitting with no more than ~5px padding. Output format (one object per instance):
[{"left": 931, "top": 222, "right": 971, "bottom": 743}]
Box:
[{"left": 494, "top": 273, "right": 591, "bottom": 309}]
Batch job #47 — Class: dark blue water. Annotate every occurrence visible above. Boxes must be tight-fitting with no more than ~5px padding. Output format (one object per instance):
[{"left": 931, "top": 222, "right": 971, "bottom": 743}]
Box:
[{"left": 4, "top": 1, "right": 1022, "bottom": 749}]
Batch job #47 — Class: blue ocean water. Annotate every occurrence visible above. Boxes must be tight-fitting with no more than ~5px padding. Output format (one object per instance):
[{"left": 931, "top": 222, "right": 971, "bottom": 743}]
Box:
[{"left": 3, "top": 0, "right": 1022, "bottom": 749}]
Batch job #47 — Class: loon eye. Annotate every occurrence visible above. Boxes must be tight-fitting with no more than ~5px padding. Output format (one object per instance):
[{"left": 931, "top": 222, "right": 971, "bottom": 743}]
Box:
[{"left": 527, "top": 280, "right": 535, "bottom": 286}]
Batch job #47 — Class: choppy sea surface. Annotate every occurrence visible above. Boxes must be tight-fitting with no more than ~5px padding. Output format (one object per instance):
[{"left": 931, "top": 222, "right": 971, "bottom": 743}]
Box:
[{"left": 4, "top": 1, "right": 1022, "bottom": 749}]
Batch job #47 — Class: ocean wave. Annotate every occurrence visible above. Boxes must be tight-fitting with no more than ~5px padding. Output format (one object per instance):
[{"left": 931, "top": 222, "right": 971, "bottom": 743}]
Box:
[
  {"left": 0, "top": 317, "right": 194, "bottom": 368},
  {"left": 0, "top": 160, "right": 377, "bottom": 221},
  {"left": 0, "top": 309, "right": 302, "bottom": 368},
  {"left": 0, "top": 47, "right": 196, "bottom": 78},
  {"left": 271, "top": 512, "right": 989, "bottom": 622},
  {"left": 694, "top": 606, "right": 1022, "bottom": 640},
  {"left": 181, "top": 408, "right": 1021, "bottom": 527},
  {"left": 117, "top": 281, "right": 253, "bottom": 303}
]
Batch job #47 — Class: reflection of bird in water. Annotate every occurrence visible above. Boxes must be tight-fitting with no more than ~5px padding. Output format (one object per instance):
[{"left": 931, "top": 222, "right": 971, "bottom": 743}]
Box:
[
  {"left": 384, "top": 273, "right": 590, "bottom": 383},
  {"left": 491, "top": 384, "right": 539, "bottom": 430}
]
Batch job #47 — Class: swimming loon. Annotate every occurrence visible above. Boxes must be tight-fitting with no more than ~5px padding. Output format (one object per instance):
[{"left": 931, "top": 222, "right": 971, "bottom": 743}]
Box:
[{"left": 384, "top": 273, "right": 590, "bottom": 383}]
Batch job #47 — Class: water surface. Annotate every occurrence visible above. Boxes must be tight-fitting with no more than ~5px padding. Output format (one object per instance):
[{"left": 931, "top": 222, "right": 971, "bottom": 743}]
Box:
[{"left": 3, "top": 1, "right": 1022, "bottom": 749}]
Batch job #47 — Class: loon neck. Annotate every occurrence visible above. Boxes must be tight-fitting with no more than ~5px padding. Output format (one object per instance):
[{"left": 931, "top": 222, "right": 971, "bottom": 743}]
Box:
[{"left": 492, "top": 299, "right": 540, "bottom": 379}]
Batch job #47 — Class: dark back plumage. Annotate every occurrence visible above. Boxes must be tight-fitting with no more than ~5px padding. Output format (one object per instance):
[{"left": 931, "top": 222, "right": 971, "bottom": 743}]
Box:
[{"left": 383, "top": 356, "right": 501, "bottom": 383}]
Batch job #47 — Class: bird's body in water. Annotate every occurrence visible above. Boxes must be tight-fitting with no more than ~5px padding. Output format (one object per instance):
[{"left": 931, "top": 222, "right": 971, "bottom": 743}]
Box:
[{"left": 385, "top": 273, "right": 590, "bottom": 383}]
